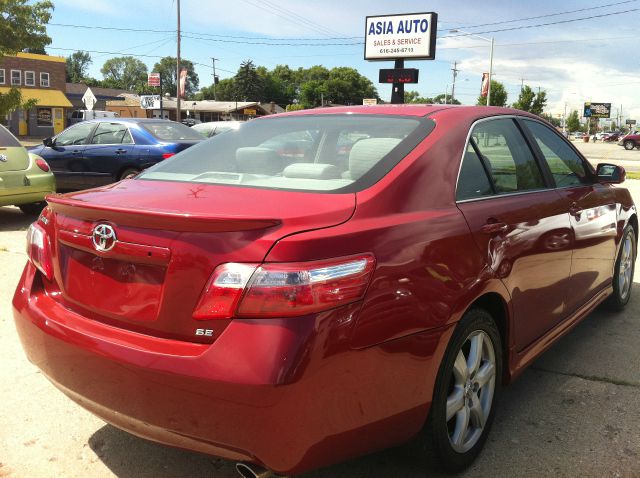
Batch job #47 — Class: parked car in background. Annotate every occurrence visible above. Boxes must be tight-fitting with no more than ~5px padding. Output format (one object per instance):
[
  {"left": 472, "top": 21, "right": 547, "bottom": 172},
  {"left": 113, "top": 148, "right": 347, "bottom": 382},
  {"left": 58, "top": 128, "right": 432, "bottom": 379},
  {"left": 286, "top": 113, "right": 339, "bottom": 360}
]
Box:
[
  {"left": 619, "top": 133, "right": 640, "bottom": 150},
  {"left": 192, "top": 120, "right": 243, "bottom": 138},
  {"left": 68, "top": 109, "right": 118, "bottom": 125},
  {"left": 0, "top": 124, "right": 55, "bottom": 214},
  {"left": 595, "top": 132, "right": 608, "bottom": 141},
  {"left": 29, "top": 119, "right": 204, "bottom": 191},
  {"left": 603, "top": 132, "right": 622, "bottom": 142},
  {"left": 570, "top": 131, "right": 585, "bottom": 139},
  {"left": 181, "top": 118, "right": 202, "bottom": 127},
  {"left": 14, "top": 106, "right": 636, "bottom": 476}
]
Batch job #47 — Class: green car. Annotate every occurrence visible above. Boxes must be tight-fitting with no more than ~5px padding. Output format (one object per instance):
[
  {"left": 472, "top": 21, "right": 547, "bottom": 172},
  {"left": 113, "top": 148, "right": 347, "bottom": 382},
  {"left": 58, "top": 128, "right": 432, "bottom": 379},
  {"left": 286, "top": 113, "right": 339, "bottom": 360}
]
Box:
[{"left": 0, "top": 124, "right": 55, "bottom": 215}]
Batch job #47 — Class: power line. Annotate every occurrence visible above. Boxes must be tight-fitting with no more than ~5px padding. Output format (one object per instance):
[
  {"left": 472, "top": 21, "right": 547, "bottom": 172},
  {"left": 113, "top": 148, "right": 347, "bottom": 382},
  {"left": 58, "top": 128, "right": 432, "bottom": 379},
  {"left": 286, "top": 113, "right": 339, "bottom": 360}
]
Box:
[
  {"left": 441, "top": 7, "right": 640, "bottom": 38},
  {"left": 448, "top": 0, "right": 638, "bottom": 31},
  {"left": 181, "top": 33, "right": 361, "bottom": 47}
]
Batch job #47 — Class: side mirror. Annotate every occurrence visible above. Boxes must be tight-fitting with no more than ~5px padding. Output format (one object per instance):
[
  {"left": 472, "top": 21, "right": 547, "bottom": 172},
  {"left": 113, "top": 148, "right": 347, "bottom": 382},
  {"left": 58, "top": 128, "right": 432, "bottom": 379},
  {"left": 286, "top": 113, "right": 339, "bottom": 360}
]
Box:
[
  {"left": 43, "top": 137, "right": 54, "bottom": 147},
  {"left": 596, "top": 163, "right": 625, "bottom": 184}
]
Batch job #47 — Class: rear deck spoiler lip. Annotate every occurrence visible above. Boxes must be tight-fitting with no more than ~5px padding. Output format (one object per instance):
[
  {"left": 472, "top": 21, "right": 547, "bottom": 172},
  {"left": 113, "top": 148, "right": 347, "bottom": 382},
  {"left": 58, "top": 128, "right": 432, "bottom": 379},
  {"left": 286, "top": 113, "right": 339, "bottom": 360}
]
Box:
[{"left": 45, "top": 194, "right": 282, "bottom": 233}]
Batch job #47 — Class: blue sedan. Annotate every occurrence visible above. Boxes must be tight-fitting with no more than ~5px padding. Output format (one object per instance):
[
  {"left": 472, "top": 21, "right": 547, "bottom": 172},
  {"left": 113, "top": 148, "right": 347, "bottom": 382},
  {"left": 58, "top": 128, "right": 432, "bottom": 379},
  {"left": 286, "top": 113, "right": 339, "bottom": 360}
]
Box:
[{"left": 29, "top": 118, "right": 204, "bottom": 191}]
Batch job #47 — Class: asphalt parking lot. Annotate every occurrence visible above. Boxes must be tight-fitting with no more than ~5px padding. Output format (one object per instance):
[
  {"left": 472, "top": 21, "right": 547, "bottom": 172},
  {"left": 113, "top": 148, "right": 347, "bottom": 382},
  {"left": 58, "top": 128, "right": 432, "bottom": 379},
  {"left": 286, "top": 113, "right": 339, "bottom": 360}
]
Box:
[
  {"left": 1, "top": 184, "right": 639, "bottom": 478},
  {"left": 573, "top": 140, "right": 640, "bottom": 173}
]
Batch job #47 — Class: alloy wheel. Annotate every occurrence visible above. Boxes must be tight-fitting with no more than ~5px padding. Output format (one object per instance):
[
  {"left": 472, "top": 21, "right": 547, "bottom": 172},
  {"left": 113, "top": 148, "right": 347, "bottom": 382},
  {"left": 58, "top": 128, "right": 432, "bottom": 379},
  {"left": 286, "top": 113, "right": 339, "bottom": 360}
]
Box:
[
  {"left": 446, "top": 330, "right": 496, "bottom": 453},
  {"left": 618, "top": 234, "right": 634, "bottom": 300}
]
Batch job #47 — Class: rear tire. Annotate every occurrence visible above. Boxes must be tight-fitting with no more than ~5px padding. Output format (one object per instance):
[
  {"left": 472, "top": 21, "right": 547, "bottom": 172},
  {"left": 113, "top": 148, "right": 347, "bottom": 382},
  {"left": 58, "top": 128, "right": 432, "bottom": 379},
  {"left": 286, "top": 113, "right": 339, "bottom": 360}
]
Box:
[
  {"left": 605, "top": 225, "right": 636, "bottom": 311},
  {"left": 18, "top": 202, "right": 46, "bottom": 215},
  {"left": 119, "top": 168, "right": 140, "bottom": 181},
  {"left": 624, "top": 140, "right": 635, "bottom": 150},
  {"left": 417, "top": 308, "right": 502, "bottom": 473}
]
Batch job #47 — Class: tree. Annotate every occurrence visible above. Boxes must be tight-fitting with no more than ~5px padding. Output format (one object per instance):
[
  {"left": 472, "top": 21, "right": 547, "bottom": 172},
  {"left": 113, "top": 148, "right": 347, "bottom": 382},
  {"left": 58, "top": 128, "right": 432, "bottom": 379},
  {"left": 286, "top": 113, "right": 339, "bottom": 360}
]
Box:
[
  {"left": 322, "top": 67, "right": 377, "bottom": 106},
  {"left": 0, "top": 0, "right": 53, "bottom": 56},
  {"left": 540, "top": 113, "right": 561, "bottom": 127},
  {"left": 0, "top": 0, "right": 54, "bottom": 119},
  {"left": 152, "top": 56, "right": 199, "bottom": 98},
  {"left": 100, "top": 56, "right": 148, "bottom": 91},
  {"left": 66, "top": 50, "right": 92, "bottom": 83},
  {"left": 566, "top": 110, "right": 581, "bottom": 132},
  {"left": 476, "top": 80, "right": 508, "bottom": 107},
  {"left": 234, "top": 60, "right": 262, "bottom": 101},
  {"left": 512, "top": 85, "right": 547, "bottom": 115},
  {"left": 432, "top": 93, "right": 460, "bottom": 105},
  {"left": 198, "top": 77, "right": 235, "bottom": 101}
]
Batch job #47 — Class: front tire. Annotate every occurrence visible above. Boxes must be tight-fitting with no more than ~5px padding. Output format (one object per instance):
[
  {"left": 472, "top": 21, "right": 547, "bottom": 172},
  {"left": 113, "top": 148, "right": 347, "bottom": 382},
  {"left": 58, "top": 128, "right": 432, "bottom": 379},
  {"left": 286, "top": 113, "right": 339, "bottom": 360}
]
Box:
[
  {"left": 624, "top": 140, "right": 635, "bottom": 150},
  {"left": 119, "top": 168, "right": 140, "bottom": 181},
  {"left": 421, "top": 308, "right": 502, "bottom": 472},
  {"left": 605, "top": 225, "right": 636, "bottom": 311}
]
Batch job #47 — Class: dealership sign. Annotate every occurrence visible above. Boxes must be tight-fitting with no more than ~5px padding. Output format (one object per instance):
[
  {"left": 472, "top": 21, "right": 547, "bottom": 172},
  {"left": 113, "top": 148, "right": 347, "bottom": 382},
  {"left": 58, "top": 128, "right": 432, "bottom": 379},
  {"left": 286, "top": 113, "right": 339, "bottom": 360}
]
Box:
[
  {"left": 583, "top": 102, "right": 611, "bottom": 118},
  {"left": 140, "top": 95, "right": 161, "bottom": 110},
  {"left": 626, "top": 119, "right": 636, "bottom": 125},
  {"left": 364, "top": 12, "right": 438, "bottom": 60}
]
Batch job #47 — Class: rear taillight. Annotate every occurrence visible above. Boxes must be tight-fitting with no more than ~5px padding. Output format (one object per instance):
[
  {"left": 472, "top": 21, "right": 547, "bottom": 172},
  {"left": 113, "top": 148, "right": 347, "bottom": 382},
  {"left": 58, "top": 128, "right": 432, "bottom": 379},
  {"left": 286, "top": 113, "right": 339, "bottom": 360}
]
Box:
[
  {"left": 162, "top": 153, "right": 175, "bottom": 159},
  {"left": 35, "top": 158, "right": 50, "bottom": 172},
  {"left": 193, "top": 254, "right": 375, "bottom": 320},
  {"left": 26, "top": 222, "right": 53, "bottom": 280}
]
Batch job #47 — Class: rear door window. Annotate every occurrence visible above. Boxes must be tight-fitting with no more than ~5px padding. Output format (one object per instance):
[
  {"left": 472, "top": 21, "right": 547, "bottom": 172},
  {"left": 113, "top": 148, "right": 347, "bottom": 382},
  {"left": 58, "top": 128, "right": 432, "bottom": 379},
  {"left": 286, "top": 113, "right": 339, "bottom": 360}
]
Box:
[
  {"left": 140, "top": 122, "right": 204, "bottom": 141},
  {"left": 90, "top": 122, "right": 133, "bottom": 144},
  {"left": 523, "top": 120, "right": 592, "bottom": 188},
  {"left": 470, "top": 119, "right": 546, "bottom": 194}
]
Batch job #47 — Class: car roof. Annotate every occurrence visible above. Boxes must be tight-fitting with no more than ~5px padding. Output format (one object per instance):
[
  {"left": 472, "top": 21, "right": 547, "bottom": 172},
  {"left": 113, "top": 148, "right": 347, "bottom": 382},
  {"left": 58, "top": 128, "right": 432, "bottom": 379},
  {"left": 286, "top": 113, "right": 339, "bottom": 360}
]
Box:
[{"left": 81, "top": 118, "right": 181, "bottom": 125}]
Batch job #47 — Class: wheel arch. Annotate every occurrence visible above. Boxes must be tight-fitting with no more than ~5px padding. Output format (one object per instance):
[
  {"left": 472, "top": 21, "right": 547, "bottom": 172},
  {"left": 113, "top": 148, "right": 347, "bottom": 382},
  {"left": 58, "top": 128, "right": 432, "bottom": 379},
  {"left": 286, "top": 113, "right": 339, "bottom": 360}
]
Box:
[{"left": 465, "top": 292, "right": 511, "bottom": 385}]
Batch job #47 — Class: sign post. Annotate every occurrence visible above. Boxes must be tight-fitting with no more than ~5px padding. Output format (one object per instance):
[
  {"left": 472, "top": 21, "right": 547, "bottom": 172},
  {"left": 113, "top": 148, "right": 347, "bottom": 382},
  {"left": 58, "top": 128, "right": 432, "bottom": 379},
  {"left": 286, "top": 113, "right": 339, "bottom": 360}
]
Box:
[
  {"left": 148, "top": 73, "right": 163, "bottom": 118},
  {"left": 365, "top": 12, "right": 438, "bottom": 104}
]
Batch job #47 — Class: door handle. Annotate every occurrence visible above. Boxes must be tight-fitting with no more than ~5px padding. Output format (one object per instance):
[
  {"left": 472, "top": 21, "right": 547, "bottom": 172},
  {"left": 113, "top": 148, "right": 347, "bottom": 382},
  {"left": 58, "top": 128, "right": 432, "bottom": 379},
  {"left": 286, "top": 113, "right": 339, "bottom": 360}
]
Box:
[
  {"left": 71, "top": 150, "right": 80, "bottom": 154},
  {"left": 115, "top": 149, "right": 127, "bottom": 154},
  {"left": 481, "top": 222, "right": 509, "bottom": 235}
]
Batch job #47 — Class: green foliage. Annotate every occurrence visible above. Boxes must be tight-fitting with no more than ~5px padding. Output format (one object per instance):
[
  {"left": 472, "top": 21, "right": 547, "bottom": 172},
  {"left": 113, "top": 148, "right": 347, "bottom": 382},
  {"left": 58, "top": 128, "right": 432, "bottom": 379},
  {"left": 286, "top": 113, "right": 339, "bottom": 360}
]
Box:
[
  {"left": 100, "top": 56, "right": 148, "bottom": 91},
  {"left": 0, "top": 0, "right": 54, "bottom": 118},
  {"left": 566, "top": 110, "right": 581, "bottom": 132},
  {"left": 198, "top": 63, "right": 377, "bottom": 107},
  {"left": 405, "top": 91, "right": 460, "bottom": 105},
  {"left": 285, "top": 104, "right": 305, "bottom": 111},
  {"left": 152, "top": 56, "right": 199, "bottom": 98},
  {"left": 0, "top": 87, "right": 36, "bottom": 119},
  {"left": 540, "top": 113, "right": 561, "bottom": 127},
  {"left": 0, "top": 0, "right": 53, "bottom": 56},
  {"left": 476, "top": 80, "right": 508, "bottom": 107},
  {"left": 512, "top": 85, "right": 547, "bottom": 115},
  {"left": 234, "top": 60, "right": 262, "bottom": 101},
  {"left": 66, "top": 50, "right": 92, "bottom": 83}
]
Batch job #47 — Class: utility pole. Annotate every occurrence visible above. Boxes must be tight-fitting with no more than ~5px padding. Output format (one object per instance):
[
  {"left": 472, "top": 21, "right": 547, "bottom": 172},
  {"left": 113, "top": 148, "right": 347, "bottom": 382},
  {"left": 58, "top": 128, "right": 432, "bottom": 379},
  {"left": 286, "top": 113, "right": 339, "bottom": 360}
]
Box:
[
  {"left": 520, "top": 77, "right": 525, "bottom": 92},
  {"left": 450, "top": 61, "right": 459, "bottom": 104},
  {"left": 211, "top": 57, "right": 219, "bottom": 101},
  {"left": 176, "top": 0, "right": 181, "bottom": 123}
]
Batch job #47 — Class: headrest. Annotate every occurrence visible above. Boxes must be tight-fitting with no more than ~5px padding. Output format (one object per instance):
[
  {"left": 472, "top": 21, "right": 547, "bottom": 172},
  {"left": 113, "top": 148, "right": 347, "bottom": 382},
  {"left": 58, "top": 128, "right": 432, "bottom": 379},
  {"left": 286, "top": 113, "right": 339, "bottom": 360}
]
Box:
[
  {"left": 283, "top": 163, "right": 342, "bottom": 179},
  {"left": 348, "top": 138, "right": 402, "bottom": 180},
  {"left": 236, "top": 147, "right": 284, "bottom": 175}
]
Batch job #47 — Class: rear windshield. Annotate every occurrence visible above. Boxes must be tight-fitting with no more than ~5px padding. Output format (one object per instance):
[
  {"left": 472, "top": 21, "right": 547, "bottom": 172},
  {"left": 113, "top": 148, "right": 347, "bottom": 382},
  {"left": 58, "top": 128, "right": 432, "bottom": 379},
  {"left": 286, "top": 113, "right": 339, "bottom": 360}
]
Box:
[
  {"left": 0, "top": 125, "right": 21, "bottom": 147},
  {"left": 139, "top": 115, "right": 433, "bottom": 192},
  {"left": 140, "top": 121, "right": 204, "bottom": 141}
]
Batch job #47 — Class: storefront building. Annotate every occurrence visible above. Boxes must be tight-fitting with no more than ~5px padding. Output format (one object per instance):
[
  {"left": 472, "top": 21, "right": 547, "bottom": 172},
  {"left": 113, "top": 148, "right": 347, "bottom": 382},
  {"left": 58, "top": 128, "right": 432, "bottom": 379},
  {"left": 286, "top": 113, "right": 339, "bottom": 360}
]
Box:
[{"left": 0, "top": 53, "right": 72, "bottom": 137}]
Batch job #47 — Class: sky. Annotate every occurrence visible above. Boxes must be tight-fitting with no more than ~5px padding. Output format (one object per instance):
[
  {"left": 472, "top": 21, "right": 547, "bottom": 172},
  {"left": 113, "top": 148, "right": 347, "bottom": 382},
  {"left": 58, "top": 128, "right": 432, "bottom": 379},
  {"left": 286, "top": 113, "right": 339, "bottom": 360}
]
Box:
[{"left": 45, "top": 0, "right": 640, "bottom": 122}]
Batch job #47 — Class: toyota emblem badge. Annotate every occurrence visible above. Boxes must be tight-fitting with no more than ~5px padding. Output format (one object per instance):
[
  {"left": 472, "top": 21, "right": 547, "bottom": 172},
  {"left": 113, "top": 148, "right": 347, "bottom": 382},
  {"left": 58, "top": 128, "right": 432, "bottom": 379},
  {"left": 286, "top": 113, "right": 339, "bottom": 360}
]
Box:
[{"left": 92, "top": 224, "right": 117, "bottom": 252}]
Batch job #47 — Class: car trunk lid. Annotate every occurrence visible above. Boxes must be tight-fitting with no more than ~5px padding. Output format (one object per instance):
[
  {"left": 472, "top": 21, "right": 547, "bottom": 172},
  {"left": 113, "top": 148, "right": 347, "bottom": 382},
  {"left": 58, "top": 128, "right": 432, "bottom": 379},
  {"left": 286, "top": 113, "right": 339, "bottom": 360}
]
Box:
[
  {"left": 0, "top": 147, "right": 29, "bottom": 172},
  {"left": 45, "top": 179, "right": 355, "bottom": 343}
]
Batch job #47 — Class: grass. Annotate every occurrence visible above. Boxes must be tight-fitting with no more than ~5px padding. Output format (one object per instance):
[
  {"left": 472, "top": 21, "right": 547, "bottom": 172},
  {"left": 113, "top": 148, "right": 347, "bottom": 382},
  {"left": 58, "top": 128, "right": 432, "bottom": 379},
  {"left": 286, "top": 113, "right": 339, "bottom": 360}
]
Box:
[{"left": 626, "top": 171, "right": 640, "bottom": 180}]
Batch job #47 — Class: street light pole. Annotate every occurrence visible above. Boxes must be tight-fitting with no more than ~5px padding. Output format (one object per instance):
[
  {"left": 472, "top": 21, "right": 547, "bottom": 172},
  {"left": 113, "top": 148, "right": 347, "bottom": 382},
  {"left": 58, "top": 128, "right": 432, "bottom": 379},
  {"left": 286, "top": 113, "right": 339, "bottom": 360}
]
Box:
[{"left": 450, "top": 29, "right": 494, "bottom": 106}]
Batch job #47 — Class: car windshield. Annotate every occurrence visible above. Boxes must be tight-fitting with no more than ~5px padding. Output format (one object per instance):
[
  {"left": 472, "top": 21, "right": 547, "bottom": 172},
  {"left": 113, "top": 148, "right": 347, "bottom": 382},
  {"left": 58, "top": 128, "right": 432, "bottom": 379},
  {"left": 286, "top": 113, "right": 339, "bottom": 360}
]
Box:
[
  {"left": 138, "top": 114, "right": 431, "bottom": 192},
  {"left": 0, "top": 125, "right": 21, "bottom": 147},
  {"left": 140, "top": 121, "right": 204, "bottom": 141}
]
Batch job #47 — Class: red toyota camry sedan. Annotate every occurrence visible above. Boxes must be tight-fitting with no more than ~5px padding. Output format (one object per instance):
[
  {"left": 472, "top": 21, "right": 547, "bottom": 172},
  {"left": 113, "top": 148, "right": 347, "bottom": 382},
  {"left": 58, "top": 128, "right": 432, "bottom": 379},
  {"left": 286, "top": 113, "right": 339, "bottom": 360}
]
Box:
[{"left": 13, "top": 105, "right": 636, "bottom": 477}]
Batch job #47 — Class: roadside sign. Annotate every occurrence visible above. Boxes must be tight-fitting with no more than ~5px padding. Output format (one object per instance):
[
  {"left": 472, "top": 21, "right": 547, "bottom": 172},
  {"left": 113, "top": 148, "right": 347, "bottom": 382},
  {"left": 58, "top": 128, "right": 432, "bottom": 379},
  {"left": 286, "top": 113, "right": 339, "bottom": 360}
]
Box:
[
  {"left": 148, "top": 73, "right": 161, "bottom": 87},
  {"left": 140, "top": 95, "right": 161, "bottom": 109},
  {"left": 244, "top": 108, "right": 257, "bottom": 116},
  {"left": 583, "top": 102, "right": 611, "bottom": 118},
  {"left": 364, "top": 12, "right": 438, "bottom": 60},
  {"left": 378, "top": 68, "right": 419, "bottom": 83},
  {"left": 626, "top": 119, "right": 636, "bottom": 125},
  {"left": 363, "top": 98, "right": 377, "bottom": 106}
]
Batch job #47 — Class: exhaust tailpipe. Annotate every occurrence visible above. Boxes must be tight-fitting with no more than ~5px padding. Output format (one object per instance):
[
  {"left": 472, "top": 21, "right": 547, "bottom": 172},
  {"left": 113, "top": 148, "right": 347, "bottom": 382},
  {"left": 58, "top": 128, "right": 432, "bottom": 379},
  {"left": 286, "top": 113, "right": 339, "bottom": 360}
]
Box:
[{"left": 236, "top": 462, "right": 274, "bottom": 478}]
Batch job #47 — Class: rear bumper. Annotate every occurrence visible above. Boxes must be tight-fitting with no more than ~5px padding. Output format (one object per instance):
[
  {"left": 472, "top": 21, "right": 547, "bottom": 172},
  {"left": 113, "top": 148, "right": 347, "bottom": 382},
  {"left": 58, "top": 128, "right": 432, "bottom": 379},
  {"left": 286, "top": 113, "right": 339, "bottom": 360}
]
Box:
[{"left": 13, "top": 263, "right": 451, "bottom": 475}]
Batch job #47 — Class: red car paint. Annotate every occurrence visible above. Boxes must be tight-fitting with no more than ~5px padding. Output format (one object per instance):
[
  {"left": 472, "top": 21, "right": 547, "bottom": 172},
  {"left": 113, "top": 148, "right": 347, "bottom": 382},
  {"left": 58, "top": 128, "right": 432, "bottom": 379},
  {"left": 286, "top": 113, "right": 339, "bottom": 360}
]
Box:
[{"left": 13, "top": 105, "right": 636, "bottom": 475}]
